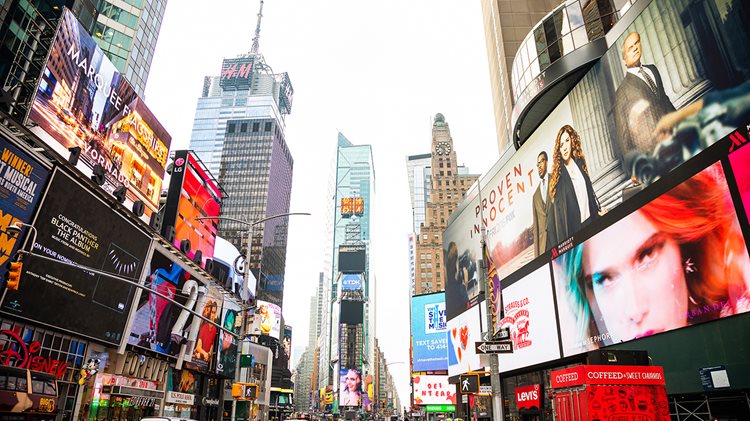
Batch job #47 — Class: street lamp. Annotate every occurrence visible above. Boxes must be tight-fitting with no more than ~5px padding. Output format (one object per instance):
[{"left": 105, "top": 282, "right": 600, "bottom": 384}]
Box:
[
  {"left": 196, "top": 212, "right": 310, "bottom": 421},
  {"left": 7, "top": 222, "right": 38, "bottom": 258}
]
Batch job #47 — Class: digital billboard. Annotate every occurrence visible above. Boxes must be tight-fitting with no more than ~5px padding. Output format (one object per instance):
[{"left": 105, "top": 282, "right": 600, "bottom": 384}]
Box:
[
  {"left": 213, "top": 236, "right": 255, "bottom": 301},
  {"left": 248, "top": 300, "right": 281, "bottom": 339},
  {"left": 187, "top": 287, "right": 223, "bottom": 372},
  {"left": 442, "top": 192, "right": 481, "bottom": 321},
  {"left": 412, "top": 375, "right": 455, "bottom": 406},
  {"left": 340, "top": 301, "right": 364, "bottom": 325},
  {"left": 411, "top": 292, "right": 448, "bottom": 372},
  {"left": 1, "top": 169, "right": 151, "bottom": 345},
  {"left": 497, "top": 265, "right": 560, "bottom": 373},
  {"left": 27, "top": 10, "right": 171, "bottom": 223},
  {"left": 283, "top": 325, "right": 292, "bottom": 369},
  {"left": 339, "top": 367, "right": 363, "bottom": 408},
  {"left": 340, "top": 197, "right": 364, "bottom": 216},
  {"left": 447, "top": 304, "right": 483, "bottom": 377},
  {"left": 729, "top": 139, "right": 750, "bottom": 220},
  {"left": 0, "top": 135, "right": 49, "bottom": 280},
  {"left": 162, "top": 150, "right": 221, "bottom": 268},
  {"left": 341, "top": 273, "right": 362, "bottom": 291},
  {"left": 444, "top": 0, "right": 750, "bottom": 284},
  {"left": 220, "top": 57, "right": 254, "bottom": 90},
  {"left": 277, "top": 72, "right": 294, "bottom": 115},
  {"left": 339, "top": 247, "right": 366, "bottom": 273},
  {"left": 216, "top": 300, "right": 240, "bottom": 378},
  {"left": 128, "top": 248, "right": 199, "bottom": 356},
  {"left": 552, "top": 162, "right": 750, "bottom": 356}
]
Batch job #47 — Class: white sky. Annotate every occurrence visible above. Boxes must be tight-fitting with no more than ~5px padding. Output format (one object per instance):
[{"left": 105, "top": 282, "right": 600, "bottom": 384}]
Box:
[{"left": 144, "top": 0, "right": 500, "bottom": 407}]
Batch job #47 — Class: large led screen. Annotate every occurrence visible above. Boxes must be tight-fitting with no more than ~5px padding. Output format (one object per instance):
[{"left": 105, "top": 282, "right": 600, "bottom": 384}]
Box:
[
  {"left": 341, "top": 273, "right": 362, "bottom": 291},
  {"left": 248, "top": 300, "right": 281, "bottom": 339},
  {"left": 0, "top": 135, "right": 49, "bottom": 280},
  {"left": 412, "top": 375, "right": 455, "bottom": 406},
  {"left": 186, "top": 287, "right": 223, "bottom": 372},
  {"left": 442, "top": 192, "right": 482, "bottom": 321},
  {"left": 552, "top": 162, "right": 750, "bottom": 356},
  {"left": 411, "top": 293, "right": 448, "bottom": 372},
  {"left": 128, "top": 249, "right": 199, "bottom": 356},
  {"left": 445, "top": 0, "right": 750, "bottom": 284},
  {"left": 447, "top": 304, "right": 483, "bottom": 377},
  {"left": 339, "top": 248, "right": 366, "bottom": 273},
  {"left": 1, "top": 170, "right": 150, "bottom": 345},
  {"left": 729, "top": 140, "right": 750, "bottom": 219},
  {"left": 339, "top": 367, "right": 363, "bottom": 408},
  {"left": 496, "top": 265, "right": 560, "bottom": 373},
  {"left": 216, "top": 300, "right": 240, "bottom": 378},
  {"left": 283, "top": 325, "right": 292, "bottom": 370},
  {"left": 162, "top": 150, "right": 221, "bottom": 269},
  {"left": 27, "top": 10, "right": 171, "bottom": 223},
  {"left": 213, "top": 236, "right": 254, "bottom": 301}
]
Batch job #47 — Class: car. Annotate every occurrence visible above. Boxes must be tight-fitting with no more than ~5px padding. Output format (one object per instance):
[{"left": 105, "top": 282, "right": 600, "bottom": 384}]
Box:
[{"left": 57, "top": 108, "right": 76, "bottom": 126}]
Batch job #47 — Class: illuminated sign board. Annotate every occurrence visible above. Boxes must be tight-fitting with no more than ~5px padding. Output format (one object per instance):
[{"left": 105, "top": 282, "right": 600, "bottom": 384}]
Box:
[
  {"left": 220, "top": 57, "right": 254, "bottom": 90},
  {"left": 340, "top": 197, "right": 364, "bottom": 216}
]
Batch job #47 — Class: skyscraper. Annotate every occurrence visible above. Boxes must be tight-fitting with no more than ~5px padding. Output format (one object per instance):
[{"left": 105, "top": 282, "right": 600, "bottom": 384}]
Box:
[
  {"left": 406, "top": 153, "right": 431, "bottom": 233},
  {"left": 318, "top": 133, "right": 377, "bottom": 414},
  {"left": 480, "top": 0, "right": 561, "bottom": 151},
  {"left": 91, "top": 0, "right": 168, "bottom": 96},
  {"left": 412, "top": 114, "right": 478, "bottom": 296}
]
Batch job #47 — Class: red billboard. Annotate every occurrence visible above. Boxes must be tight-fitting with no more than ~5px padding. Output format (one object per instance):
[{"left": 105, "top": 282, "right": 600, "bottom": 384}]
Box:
[
  {"left": 162, "top": 150, "right": 222, "bottom": 268},
  {"left": 514, "top": 384, "right": 541, "bottom": 410}
]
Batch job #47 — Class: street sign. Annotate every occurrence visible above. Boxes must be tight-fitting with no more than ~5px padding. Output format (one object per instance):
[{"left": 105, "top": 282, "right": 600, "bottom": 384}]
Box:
[
  {"left": 459, "top": 374, "right": 480, "bottom": 394},
  {"left": 479, "top": 385, "right": 492, "bottom": 395},
  {"left": 495, "top": 327, "right": 510, "bottom": 340},
  {"left": 424, "top": 404, "right": 456, "bottom": 412},
  {"left": 475, "top": 340, "right": 513, "bottom": 354}
]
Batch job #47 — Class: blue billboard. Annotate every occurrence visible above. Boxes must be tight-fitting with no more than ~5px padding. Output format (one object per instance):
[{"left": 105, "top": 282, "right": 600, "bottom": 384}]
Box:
[
  {"left": 411, "top": 292, "right": 448, "bottom": 372},
  {"left": 341, "top": 273, "right": 362, "bottom": 290}
]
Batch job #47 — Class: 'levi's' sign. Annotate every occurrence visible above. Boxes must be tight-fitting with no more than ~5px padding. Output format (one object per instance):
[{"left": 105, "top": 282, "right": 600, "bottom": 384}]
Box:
[{"left": 514, "top": 384, "right": 541, "bottom": 410}]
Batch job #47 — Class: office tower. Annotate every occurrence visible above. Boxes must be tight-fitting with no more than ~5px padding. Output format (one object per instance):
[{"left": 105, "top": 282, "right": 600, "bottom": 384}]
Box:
[
  {"left": 413, "top": 114, "right": 478, "bottom": 296},
  {"left": 406, "top": 153, "right": 432, "bottom": 233},
  {"left": 318, "top": 133, "right": 377, "bottom": 414},
  {"left": 91, "top": 0, "right": 168, "bottom": 96},
  {"left": 480, "top": 0, "right": 561, "bottom": 151}
]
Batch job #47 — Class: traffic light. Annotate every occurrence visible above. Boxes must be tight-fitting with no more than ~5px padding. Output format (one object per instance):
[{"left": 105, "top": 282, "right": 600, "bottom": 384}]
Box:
[{"left": 4, "top": 261, "right": 22, "bottom": 290}]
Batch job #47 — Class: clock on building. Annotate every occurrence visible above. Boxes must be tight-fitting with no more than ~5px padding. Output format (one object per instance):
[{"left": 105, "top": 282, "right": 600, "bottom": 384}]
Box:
[{"left": 435, "top": 141, "right": 451, "bottom": 155}]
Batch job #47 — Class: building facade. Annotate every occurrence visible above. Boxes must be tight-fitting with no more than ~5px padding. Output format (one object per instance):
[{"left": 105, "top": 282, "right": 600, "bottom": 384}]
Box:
[{"left": 412, "top": 114, "right": 478, "bottom": 296}]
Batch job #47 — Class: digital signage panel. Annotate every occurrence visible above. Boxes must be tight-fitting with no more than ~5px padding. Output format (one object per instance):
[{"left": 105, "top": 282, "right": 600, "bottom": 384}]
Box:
[
  {"left": 729, "top": 140, "right": 750, "bottom": 220},
  {"left": 444, "top": 0, "right": 750, "bottom": 286},
  {"left": 552, "top": 162, "right": 750, "bottom": 356},
  {"left": 27, "top": 10, "right": 171, "bottom": 223},
  {"left": 497, "top": 265, "right": 560, "bottom": 373},
  {"left": 216, "top": 300, "right": 240, "bottom": 378},
  {"left": 341, "top": 273, "right": 362, "bottom": 291},
  {"left": 0, "top": 135, "right": 50, "bottom": 280},
  {"left": 339, "top": 248, "right": 366, "bottom": 273},
  {"left": 447, "top": 304, "right": 483, "bottom": 378},
  {"left": 248, "top": 300, "right": 281, "bottom": 339},
  {"left": 162, "top": 150, "right": 221, "bottom": 268},
  {"left": 186, "top": 287, "right": 223, "bottom": 372},
  {"left": 339, "top": 367, "right": 363, "bottom": 408},
  {"left": 412, "top": 375, "right": 454, "bottom": 406},
  {"left": 1, "top": 169, "right": 151, "bottom": 345},
  {"left": 220, "top": 57, "right": 254, "bottom": 90},
  {"left": 411, "top": 292, "right": 448, "bottom": 372},
  {"left": 213, "top": 236, "right": 255, "bottom": 301}
]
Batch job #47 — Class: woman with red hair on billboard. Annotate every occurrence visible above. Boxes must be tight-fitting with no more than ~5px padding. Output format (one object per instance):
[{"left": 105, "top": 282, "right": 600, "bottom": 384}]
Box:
[
  {"left": 554, "top": 162, "right": 750, "bottom": 352},
  {"left": 546, "top": 125, "right": 603, "bottom": 249}
]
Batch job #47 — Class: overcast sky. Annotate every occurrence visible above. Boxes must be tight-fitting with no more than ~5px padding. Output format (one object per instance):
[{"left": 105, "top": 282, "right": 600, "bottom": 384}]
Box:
[{"left": 144, "top": 0, "right": 500, "bottom": 407}]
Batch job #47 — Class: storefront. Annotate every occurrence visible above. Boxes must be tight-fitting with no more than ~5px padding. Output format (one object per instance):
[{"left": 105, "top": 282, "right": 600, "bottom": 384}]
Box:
[{"left": 166, "top": 368, "right": 224, "bottom": 420}]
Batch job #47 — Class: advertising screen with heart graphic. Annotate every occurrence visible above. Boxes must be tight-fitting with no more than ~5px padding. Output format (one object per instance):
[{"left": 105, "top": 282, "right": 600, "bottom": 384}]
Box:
[{"left": 447, "top": 304, "right": 484, "bottom": 377}]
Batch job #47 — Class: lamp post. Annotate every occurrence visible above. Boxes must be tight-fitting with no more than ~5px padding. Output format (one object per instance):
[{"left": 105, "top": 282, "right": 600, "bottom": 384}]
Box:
[
  {"left": 8, "top": 222, "right": 38, "bottom": 258},
  {"left": 197, "top": 212, "right": 310, "bottom": 421}
]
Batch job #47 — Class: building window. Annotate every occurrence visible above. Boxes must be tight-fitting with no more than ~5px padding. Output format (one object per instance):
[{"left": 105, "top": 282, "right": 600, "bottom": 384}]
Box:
[
  {"left": 253, "top": 123, "right": 260, "bottom": 132},
  {"left": 265, "top": 122, "right": 273, "bottom": 131}
]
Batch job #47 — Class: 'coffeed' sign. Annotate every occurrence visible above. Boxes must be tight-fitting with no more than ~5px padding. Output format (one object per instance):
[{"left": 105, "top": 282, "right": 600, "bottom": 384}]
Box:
[{"left": 551, "top": 365, "right": 666, "bottom": 389}]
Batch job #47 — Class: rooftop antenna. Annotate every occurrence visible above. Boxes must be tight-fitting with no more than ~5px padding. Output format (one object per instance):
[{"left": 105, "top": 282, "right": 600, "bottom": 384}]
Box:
[{"left": 251, "top": 0, "right": 264, "bottom": 54}]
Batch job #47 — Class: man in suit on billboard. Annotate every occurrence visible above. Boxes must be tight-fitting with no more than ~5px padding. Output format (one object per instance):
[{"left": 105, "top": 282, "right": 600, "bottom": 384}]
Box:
[
  {"left": 614, "top": 31, "right": 676, "bottom": 160},
  {"left": 531, "top": 151, "right": 550, "bottom": 256}
]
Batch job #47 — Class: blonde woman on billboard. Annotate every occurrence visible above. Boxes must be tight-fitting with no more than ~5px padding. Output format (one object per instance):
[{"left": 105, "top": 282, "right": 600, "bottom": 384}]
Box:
[{"left": 547, "top": 125, "right": 602, "bottom": 248}]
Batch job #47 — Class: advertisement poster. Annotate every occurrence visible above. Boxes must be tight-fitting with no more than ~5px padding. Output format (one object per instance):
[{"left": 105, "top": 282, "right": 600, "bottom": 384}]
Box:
[
  {"left": 411, "top": 292, "right": 448, "bottom": 372},
  {"left": 339, "top": 367, "right": 363, "bottom": 408},
  {"left": 27, "top": 10, "right": 171, "bottom": 222},
  {"left": 1, "top": 170, "right": 150, "bottom": 345},
  {"left": 447, "top": 0, "right": 750, "bottom": 282},
  {"left": 213, "top": 236, "right": 254, "bottom": 301},
  {"left": 162, "top": 150, "right": 221, "bottom": 268},
  {"left": 412, "top": 375, "right": 455, "bottom": 405},
  {"left": 216, "top": 300, "right": 240, "bottom": 378},
  {"left": 283, "top": 326, "right": 292, "bottom": 370},
  {"left": 248, "top": 300, "right": 281, "bottom": 339},
  {"left": 0, "top": 135, "right": 49, "bottom": 280},
  {"left": 128, "top": 249, "right": 198, "bottom": 356},
  {"left": 497, "top": 265, "right": 561, "bottom": 373},
  {"left": 187, "top": 287, "right": 223, "bottom": 372},
  {"left": 552, "top": 162, "right": 750, "bottom": 356},
  {"left": 447, "top": 304, "right": 483, "bottom": 377},
  {"left": 729, "top": 140, "right": 750, "bottom": 219}
]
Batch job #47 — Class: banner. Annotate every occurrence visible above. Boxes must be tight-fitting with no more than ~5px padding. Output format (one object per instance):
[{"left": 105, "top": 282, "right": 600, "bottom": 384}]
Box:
[
  {"left": 552, "top": 162, "right": 750, "bottom": 356},
  {"left": 412, "top": 375, "right": 455, "bottom": 406},
  {"left": 27, "top": 10, "right": 171, "bottom": 223},
  {"left": 410, "top": 293, "right": 448, "bottom": 372},
  {"left": 1, "top": 170, "right": 150, "bottom": 346},
  {"left": 0, "top": 135, "right": 49, "bottom": 280},
  {"left": 497, "top": 265, "right": 560, "bottom": 372}
]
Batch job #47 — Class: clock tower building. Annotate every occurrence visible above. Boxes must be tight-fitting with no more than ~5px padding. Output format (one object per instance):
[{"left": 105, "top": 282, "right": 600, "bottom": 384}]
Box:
[{"left": 413, "top": 113, "right": 478, "bottom": 295}]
